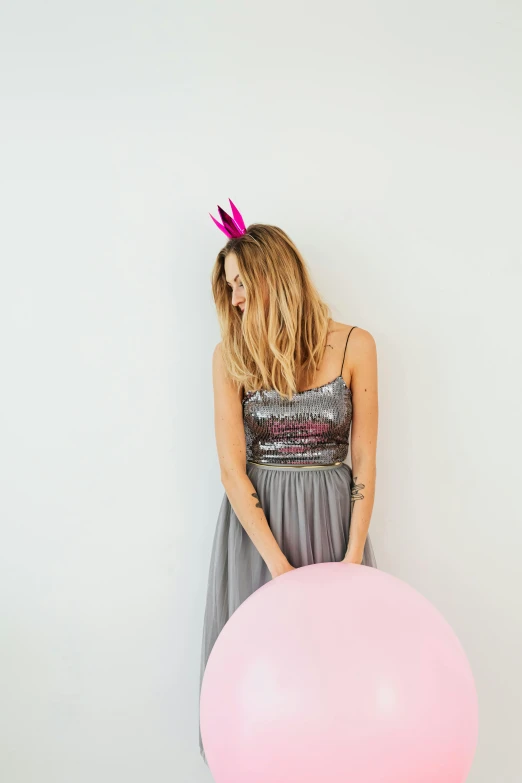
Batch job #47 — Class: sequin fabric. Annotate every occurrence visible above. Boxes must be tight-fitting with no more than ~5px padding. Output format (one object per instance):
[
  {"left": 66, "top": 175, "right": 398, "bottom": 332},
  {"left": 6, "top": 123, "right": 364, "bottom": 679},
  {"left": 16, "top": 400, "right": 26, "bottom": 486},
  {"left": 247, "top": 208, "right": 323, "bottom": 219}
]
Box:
[{"left": 242, "top": 374, "right": 353, "bottom": 465}]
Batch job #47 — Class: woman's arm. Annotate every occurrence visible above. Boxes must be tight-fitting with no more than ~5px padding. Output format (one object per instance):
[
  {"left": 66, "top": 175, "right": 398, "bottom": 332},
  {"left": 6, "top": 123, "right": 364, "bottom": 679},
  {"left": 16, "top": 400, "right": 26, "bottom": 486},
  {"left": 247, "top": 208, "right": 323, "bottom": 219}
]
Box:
[
  {"left": 212, "top": 342, "right": 292, "bottom": 577},
  {"left": 342, "top": 329, "right": 379, "bottom": 564}
]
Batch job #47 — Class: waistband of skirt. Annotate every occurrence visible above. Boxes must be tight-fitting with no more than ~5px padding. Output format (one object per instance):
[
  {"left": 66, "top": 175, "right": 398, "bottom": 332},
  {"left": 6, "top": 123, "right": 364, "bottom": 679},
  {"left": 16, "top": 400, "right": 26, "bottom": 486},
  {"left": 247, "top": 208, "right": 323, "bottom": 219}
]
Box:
[{"left": 247, "top": 460, "right": 346, "bottom": 471}]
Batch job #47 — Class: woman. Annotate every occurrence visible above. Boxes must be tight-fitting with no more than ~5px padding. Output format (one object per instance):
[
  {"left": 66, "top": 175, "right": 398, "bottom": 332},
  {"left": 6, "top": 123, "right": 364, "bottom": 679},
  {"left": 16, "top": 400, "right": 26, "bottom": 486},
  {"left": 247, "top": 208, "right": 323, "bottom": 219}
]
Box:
[{"left": 199, "top": 200, "right": 378, "bottom": 765}]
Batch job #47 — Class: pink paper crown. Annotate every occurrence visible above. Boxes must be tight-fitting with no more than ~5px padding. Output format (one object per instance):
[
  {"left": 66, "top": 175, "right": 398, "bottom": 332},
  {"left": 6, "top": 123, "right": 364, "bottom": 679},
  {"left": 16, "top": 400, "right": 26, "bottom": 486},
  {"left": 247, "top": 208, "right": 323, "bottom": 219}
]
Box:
[{"left": 209, "top": 198, "right": 247, "bottom": 239}]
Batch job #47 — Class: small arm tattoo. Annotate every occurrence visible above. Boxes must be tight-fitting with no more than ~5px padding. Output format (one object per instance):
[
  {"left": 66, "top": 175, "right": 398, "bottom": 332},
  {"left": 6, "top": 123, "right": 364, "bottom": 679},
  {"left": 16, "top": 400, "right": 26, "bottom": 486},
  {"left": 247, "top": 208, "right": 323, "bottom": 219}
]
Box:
[
  {"left": 251, "top": 491, "right": 262, "bottom": 508},
  {"left": 350, "top": 476, "right": 365, "bottom": 513}
]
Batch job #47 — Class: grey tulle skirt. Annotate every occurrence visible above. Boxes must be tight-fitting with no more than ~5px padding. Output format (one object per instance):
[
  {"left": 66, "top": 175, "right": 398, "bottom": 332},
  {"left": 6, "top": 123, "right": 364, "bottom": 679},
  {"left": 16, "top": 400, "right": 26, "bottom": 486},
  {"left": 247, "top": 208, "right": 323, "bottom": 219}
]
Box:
[{"left": 198, "top": 460, "right": 378, "bottom": 765}]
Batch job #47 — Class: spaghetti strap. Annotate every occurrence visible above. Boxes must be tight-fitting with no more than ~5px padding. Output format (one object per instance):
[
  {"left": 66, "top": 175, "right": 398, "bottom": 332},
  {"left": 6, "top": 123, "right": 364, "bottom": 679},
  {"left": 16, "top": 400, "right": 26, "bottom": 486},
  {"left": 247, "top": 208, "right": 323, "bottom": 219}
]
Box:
[{"left": 340, "top": 326, "right": 357, "bottom": 376}]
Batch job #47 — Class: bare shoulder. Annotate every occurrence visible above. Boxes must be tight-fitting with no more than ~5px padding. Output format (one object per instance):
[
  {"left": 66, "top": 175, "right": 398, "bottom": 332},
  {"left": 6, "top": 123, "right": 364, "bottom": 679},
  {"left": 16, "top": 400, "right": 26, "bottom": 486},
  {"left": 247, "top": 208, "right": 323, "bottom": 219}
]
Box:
[
  {"left": 334, "top": 322, "right": 377, "bottom": 388},
  {"left": 212, "top": 341, "right": 243, "bottom": 401},
  {"left": 348, "top": 325, "right": 376, "bottom": 353},
  {"left": 212, "top": 340, "right": 224, "bottom": 369},
  {"left": 331, "top": 321, "right": 376, "bottom": 353},
  {"left": 212, "top": 341, "right": 228, "bottom": 385},
  {"left": 212, "top": 341, "right": 246, "bottom": 478}
]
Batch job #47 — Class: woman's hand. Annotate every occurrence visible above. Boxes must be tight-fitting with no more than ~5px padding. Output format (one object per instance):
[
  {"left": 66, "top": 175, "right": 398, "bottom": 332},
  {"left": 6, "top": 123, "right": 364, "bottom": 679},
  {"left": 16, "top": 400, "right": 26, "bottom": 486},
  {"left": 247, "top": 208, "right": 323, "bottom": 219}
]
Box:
[
  {"left": 341, "top": 555, "right": 363, "bottom": 565},
  {"left": 270, "top": 559, "right": 296, "bottom": 578}
]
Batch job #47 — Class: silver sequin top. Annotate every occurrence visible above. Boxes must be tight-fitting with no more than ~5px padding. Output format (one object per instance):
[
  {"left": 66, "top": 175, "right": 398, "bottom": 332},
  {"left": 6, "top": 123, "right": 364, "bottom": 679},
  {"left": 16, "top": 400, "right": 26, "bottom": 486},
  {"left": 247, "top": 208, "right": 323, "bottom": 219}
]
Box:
[{"left": 242, "top": 374, "right": 353, "bottom": 465}]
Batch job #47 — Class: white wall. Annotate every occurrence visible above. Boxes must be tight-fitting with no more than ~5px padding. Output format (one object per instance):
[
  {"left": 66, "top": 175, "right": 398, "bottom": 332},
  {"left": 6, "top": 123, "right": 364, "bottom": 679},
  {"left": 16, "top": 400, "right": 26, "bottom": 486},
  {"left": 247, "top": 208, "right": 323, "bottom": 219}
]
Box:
[{"left": 1, "top": 2, "right": 520, "bottom": 781}]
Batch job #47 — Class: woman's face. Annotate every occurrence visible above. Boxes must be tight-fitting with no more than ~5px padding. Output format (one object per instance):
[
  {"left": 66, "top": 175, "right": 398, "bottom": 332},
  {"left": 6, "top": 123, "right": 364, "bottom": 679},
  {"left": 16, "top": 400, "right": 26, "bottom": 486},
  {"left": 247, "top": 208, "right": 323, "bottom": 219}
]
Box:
[{"left": 224, "top": 253, "right": 246, "bottom": 313}]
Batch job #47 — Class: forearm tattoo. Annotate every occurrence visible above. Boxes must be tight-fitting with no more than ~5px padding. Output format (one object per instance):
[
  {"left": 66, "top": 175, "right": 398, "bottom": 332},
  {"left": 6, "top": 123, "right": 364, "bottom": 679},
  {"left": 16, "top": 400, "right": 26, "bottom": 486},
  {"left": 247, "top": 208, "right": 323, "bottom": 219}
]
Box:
[
  {"left": 350, "top": 476, "right": 365, "bottom": 513},
  {"left": 251, "top": 491, "right": 262, "bottom": 508}
]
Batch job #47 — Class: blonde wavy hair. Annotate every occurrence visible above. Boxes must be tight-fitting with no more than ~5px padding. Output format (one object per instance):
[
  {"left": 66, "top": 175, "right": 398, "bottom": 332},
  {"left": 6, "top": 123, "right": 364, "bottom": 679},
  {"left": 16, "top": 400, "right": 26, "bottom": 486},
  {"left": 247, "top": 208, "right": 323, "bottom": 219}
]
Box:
[{"left": 211, "top": 224, "right": 333, "bottom": 401}]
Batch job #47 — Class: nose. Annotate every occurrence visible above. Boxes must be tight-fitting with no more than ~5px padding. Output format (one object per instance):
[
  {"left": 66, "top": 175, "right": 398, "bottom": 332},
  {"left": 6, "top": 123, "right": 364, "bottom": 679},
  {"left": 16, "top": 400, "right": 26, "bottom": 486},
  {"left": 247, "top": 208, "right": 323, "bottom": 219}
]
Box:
[{"left": 231, "top": 288, "right": 245, "bottom": 308}]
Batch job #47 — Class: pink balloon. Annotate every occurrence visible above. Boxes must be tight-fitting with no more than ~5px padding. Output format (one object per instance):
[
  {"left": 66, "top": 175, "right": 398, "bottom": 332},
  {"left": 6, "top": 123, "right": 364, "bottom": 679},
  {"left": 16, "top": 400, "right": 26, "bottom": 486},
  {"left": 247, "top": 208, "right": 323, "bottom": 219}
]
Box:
[{"left": 200, "top": 563, "right": 478, "bottom": 783}]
